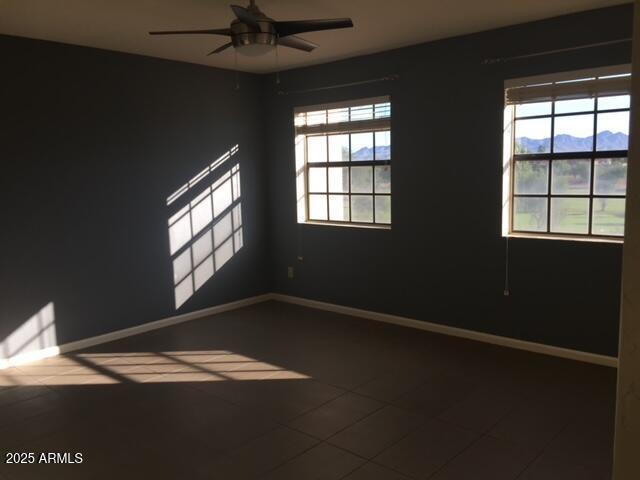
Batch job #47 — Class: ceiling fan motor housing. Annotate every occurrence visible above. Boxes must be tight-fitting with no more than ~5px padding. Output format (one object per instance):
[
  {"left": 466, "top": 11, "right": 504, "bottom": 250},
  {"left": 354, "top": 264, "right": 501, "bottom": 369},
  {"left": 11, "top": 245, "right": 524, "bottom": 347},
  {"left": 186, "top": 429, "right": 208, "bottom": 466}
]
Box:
[{"left": 230, "top": 18, "right": 277, "bottom": 50}]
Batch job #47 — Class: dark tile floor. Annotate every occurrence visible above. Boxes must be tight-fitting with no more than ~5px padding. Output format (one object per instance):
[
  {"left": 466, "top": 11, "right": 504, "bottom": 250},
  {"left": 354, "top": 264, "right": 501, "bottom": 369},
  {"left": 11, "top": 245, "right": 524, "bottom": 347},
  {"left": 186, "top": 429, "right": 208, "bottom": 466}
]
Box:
[{"left": 0, "top": 301, "right": 616, "bottom": 479}]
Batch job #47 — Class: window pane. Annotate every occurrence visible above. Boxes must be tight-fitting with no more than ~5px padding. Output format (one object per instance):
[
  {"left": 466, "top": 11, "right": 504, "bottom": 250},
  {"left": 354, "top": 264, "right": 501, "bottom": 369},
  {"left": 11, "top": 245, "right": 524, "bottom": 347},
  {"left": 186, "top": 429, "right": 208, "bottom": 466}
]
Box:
[
  {"left": 351, "top": 132, "right": 374, "bottom": 160},
  {"left": 309, "top": 167, "right": 327, "bottom": 192},
  {"left": 592, "top": 198, "right": 625, "bottom": 236},
  {"left": 375, "top": 103, "right": 391, "bottom": 118},
  {"left": 375, "top": 131, "right": 391, "bottom": 160},
  {"left": 309, "top": 194, "right": 328, "bottom": 220},
  {"left": 351, "top": 166, "right": 373, "bottom": 193},
  {"left": 515, "top": 102, "right": 551, "bottom": 118},
  {"left": 328, "top": 134, "right": 349, "bottom": 162},
  {"left": 306, "top": 110, "right": 326, "bottom": 125},
  {"left": 598, "top": 95, "right": 630, "bottom": 110},
  {"left": 294, "top": 113, "right": 306, "bottom": 127},
  {"left": 328, "top": 167, "right": 349, "bottom": 193},
  {"left": 513, "top": 197, "right": 547, "bottom": 232},
  {"left": 514, "top": 160, "right": 548, "bottom": 195},
  {"left": 596, "top": 111, "right": 629, "bottom": 151},
  {"left": 350, "top": 104, "right": 373, "bottom": 121},
  {"left": 375, "top": 196, "right": 391, "bottom": 224},
  {"left": 327, "top": 107, "right": 349, "bottom": 123},
  {"left": 351, "top": 195, "right": 373, "bottom": 223},
  {"left": 307, "top": 135, "right": 327, "bottom": 162},
  {"left": 554, "top": 98, "right": 594, "bottom": 114},
  {"left": 594, "top": 158, "right": 627, "bottom": 195},
  {"left": 551, "top": 159, "right": 590, "bottom": 195},
  {"left": 515, "top": 118, "right": 551, "bottom": 154},
  {"left": 550, "top": 198, "right": 589, "bottom": 234},
  {"left": 553, "top": 114, "right": 594, "bottom": 152},
  {"left": 375, "top": 165, "right": 391, "bottom": 193},
  {"left": 329, "top": 195, "right": 349, "bottom": 221}
]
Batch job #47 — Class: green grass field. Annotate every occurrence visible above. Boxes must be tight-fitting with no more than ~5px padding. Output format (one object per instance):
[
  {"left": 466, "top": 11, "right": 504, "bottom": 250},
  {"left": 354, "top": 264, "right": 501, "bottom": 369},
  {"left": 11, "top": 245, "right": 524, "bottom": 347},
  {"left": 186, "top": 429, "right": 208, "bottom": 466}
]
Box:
[{"left": 514, "top": 197, "right": 624, "bottom": 236}]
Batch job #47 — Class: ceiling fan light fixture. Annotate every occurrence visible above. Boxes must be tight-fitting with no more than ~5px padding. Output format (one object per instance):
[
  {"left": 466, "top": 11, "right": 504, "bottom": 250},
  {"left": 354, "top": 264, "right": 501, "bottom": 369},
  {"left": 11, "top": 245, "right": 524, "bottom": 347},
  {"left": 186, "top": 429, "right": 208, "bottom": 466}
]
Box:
[{"left": 236, "top": 43, "right": 275, "bottom": 56}]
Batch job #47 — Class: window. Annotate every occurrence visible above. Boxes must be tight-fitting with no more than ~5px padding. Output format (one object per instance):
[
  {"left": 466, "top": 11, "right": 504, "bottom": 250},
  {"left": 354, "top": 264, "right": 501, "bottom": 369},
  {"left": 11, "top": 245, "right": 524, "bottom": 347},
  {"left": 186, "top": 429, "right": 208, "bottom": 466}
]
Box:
[
  {"left": 294, "top": 96, "right": 391, "bottom": 227},
  {"left": 503, "top": 66, "right": 631, "bottom": 240}
]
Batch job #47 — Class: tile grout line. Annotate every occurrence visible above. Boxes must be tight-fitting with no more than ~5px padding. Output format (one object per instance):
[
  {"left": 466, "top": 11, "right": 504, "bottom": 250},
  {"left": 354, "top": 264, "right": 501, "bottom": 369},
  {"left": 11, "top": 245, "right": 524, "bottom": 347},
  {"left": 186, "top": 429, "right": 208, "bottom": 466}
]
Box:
[
  {"left": 417, "top": 388, "right": 548, "bottom": 480},
  {"left": 511, "top": 418, "right": 583, "bottom": 480}
]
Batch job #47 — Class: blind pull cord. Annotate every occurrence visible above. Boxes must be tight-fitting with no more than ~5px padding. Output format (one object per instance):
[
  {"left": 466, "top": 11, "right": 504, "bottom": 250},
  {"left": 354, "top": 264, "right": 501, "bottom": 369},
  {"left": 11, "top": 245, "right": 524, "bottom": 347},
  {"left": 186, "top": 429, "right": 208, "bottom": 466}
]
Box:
[{"left": 504, "top": 237, "right": 510, "bottom": 297}]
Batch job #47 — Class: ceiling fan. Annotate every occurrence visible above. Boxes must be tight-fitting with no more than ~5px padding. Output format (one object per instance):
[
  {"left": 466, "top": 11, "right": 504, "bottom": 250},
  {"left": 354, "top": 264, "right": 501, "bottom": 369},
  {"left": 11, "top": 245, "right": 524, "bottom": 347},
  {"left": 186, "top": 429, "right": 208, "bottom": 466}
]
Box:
[{"left": 149, "top": 0, "right": 354, "bottom": 57}]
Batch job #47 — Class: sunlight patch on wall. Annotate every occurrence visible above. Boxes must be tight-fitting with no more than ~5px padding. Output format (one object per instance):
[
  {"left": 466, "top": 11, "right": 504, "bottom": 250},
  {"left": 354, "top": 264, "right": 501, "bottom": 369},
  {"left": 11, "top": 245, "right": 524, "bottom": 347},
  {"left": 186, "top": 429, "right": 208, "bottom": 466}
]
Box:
[
  {"left": 166, "top": 145, "right": 244, "bottom": 309},
  {"left": 166, "top": 144, "right": 239, "bottom": 207},
  {"left": 0, "top": 303, "right": 57, "bottom": 367}
]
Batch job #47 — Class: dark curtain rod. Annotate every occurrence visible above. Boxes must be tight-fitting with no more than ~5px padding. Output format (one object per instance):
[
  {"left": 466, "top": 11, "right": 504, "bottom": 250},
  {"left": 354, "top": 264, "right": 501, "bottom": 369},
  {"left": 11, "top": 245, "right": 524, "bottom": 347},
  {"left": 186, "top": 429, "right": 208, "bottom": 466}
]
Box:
[
  {"left": 274, "top": 37, "right": 630, "bottom": 93},
  {"left": 277, "top": 74, "right": 399, "bottom": 95},
  {"left": 482, "top": 38, "right": 632, "bottom": 65}
]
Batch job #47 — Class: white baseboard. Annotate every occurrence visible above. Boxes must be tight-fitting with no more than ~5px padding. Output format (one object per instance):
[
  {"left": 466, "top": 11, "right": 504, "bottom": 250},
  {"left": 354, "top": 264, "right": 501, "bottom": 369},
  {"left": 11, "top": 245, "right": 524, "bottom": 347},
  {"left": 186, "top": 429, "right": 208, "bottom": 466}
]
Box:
[
  {"left": 270, "top": 294, "right": 619, "bottom": 368},
  {"left": 1, "top": 292, "right": 618, "bottom": 370},
  {"left": 0, "top": 294, "right": 272, "bottom": 369}
]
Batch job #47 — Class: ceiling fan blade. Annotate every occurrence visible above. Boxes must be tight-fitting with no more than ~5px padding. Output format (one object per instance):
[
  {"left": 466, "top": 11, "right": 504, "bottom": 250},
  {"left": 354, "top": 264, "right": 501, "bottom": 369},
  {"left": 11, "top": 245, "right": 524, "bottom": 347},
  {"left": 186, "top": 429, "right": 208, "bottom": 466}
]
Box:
[
  {"left": 274, "top": 18, "right": 353, "bottom": 37},
  {"left": 278, "top": 35, "right": 317, "bottom": 52},
  {"left": 230, "top": 5, "right": 259, "bottom": 29},
  {"left": 207, "top": 43, "right": 233, "bottom": 55},
  {"left": 149, "top": 28, "right": 232, "bottom": 36}
]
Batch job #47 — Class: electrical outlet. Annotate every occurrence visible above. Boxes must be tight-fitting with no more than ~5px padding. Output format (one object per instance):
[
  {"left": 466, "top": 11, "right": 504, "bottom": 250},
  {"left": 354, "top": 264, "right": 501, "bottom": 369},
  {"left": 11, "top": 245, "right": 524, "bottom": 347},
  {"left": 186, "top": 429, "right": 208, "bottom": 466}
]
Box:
[{"left": 287, "top": 266, "right": 294, "bottom": 279}]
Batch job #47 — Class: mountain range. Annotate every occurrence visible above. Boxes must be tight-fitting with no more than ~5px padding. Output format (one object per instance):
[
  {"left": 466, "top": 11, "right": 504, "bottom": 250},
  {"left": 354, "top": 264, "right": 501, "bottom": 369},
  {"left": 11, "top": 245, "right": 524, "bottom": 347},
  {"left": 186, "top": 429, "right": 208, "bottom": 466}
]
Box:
[
  {"left": 351, "top": 145, "right": 391, "bottom": 160},
  {"left": 516, "top": 130, "right": 628, "bottom": 154}
]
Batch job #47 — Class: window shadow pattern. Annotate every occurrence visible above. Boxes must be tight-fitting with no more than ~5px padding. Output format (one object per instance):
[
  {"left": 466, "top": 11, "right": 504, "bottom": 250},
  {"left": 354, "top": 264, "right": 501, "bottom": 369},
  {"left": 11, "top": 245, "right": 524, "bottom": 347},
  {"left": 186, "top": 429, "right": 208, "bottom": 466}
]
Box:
[
  {"left": 167, "top": 146, "right": 243, "bottom": 309},
  {"left": 0, "top": 303, "right": 56, "bottom": 364}
]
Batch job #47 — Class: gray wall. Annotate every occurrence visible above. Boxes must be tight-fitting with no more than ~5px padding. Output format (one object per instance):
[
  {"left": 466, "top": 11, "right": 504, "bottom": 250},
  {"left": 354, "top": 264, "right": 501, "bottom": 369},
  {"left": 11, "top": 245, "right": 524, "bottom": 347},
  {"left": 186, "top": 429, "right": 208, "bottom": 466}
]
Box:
[
  {"left": 0, "top": 35, "right": 270, "bottom": 352},
  {"left": 264, "top": 4, "right": 633, "bottom": 356}
]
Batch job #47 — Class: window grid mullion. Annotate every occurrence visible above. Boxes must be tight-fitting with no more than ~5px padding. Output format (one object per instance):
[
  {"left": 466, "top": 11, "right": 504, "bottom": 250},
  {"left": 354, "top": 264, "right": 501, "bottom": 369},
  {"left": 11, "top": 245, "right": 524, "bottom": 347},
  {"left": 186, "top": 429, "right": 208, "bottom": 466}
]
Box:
[
  {"left": 589, "top": 99, "right": 598, "bottom": 235},
  {"left": 348, "top": 134, "right": 353, "bottom": 222},
  {"left": 305, "top": 136, "right": 310, "bottom": 222},
  {"left": 325, "top": 135, "right": 329, "bottom": 221},
  {"left": 514, "top": 106, "right": 627, "bottom": 122},
  {"left": 547, "top": 102, "right": 555, "bottom": 233},
  {"left": 510, "top": 106, "right": 516, "bottom": 235},
  {"left": 372, "top": 132, "right": 377, "bottom": 224}
]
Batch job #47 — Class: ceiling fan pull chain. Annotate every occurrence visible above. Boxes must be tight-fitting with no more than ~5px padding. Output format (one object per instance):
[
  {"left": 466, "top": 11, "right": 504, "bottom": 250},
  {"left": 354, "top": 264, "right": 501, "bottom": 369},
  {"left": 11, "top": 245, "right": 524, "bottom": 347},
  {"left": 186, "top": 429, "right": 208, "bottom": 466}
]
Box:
[
  {"left": 275, "top": 41, "right": 281, "bottom": 85},
  {"left": 234, "top": 48, "right": 240, "bottom": 90}
]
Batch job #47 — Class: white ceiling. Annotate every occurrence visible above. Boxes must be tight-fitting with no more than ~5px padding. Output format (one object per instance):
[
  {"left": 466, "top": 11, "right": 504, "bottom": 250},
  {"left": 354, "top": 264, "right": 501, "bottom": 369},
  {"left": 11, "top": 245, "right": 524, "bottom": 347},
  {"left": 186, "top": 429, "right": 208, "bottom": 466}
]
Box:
[{"left": 0, "top": 0, "right": 630, "bottom": 73}]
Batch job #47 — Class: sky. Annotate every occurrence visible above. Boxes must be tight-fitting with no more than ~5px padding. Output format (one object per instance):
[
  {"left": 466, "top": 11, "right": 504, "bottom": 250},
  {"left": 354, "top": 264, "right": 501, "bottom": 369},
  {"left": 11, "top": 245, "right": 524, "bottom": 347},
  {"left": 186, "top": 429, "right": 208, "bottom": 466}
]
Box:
[{"left": 514, "top": 96, "right": 630, "bottom": 140}]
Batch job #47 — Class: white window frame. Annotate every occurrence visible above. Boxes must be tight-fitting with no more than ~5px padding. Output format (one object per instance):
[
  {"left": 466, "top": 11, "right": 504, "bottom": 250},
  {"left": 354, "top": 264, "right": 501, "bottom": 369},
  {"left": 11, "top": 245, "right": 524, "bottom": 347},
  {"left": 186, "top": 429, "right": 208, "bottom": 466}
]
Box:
[
  {"left": 502, "top": 65, "right": 631, "bottom": 243},
  {"left": 294, "top": 96, "right": 392, "bottom": 228}
]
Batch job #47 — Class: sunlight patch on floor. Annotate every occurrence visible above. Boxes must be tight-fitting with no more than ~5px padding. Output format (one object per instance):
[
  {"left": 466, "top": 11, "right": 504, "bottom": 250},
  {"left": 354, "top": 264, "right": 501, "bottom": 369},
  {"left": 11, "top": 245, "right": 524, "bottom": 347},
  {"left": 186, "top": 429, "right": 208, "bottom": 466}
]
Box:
[{"left": 0, "top": 350, "right": 309, "bottom": 387}]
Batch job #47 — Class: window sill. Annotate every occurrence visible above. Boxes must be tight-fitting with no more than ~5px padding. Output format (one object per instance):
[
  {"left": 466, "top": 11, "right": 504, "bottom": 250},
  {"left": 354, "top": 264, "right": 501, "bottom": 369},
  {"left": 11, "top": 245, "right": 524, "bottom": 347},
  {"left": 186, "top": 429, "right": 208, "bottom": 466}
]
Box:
[
  {"left": 506, "top": 232, "right": 623, "bottom": 244},
  {"left": 301, "top": 220, "right": 391, "bottom": 231}
]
